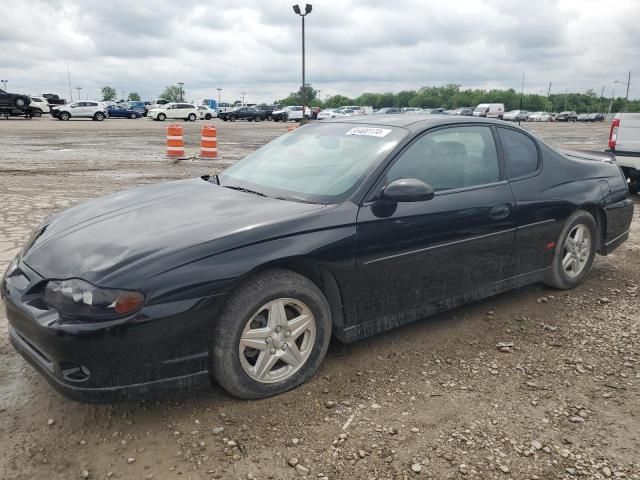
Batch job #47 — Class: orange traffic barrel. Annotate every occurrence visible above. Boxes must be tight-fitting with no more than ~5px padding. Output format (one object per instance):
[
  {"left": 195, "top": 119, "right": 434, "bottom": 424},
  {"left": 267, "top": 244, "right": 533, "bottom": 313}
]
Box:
[
  {"left": 200, "top": 126, "right": 218, "bottom": 158},
  {"left": 166, "top": 124, "right": 184, "bottom": 157},
  {"left": 287, "top": 124, "right": 297, "bottom": 132}
]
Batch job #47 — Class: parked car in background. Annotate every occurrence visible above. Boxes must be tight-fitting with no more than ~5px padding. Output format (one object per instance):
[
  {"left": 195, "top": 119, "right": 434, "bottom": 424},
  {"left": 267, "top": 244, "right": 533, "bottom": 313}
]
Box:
[
  {"left": 198, "top": 105, "right": 217, "bottom": 120},
  {"left": 272, "top": 106, "right": 306, "bottom": 122},
  {"left": 147, "top": 103, "right": 198, "bottom": 121},
  {"left": 555, "top": 111, "right": 578, "bottom": 122},
  {"left": 446, "top": 107, "right": 474, "bottom": 116},
  {"left": 146, "top": 99, "right": 171, "bottom": 114},
  {"left": 586, "top": 113, "right": 605, "bottom": 122},
  {"left": 51, "top": 101, "right": 108, "bottom": 121},
  {"left": 337, "top": 105, "right": 366, "bottom": 115},
  {"left": 503, "top": 110, "right": 530, "bottom": 121},
  {"left": 374, "top": 107, "right": 402, "bottom": 114},
  {"left": 403, "top": 107, "right": 422, "bottom": 113},
  {"left": 253, "top": 105, "right": 281, "bottom": 121},
  {"left": 316, "top": 109, "right": 347, "bottom": 120},
  {"left": 106, "top": 105, "right": 142, "bottom": 119},
  {"left": 473, "top": 103, "right": 505, "bottom": 119},
  {"left": 4, "top": 115, "right": 633, "bottom": 402},
  {"left": 420, "top": 108, "right": 447, "bottom": 115},
  {"left": 124, "top": 101, "right": 147, "bottom": 116},
  {"left": 219, "top": 106, "right": 264, "bottom": 122},
  {"left": 28, "top": 96, "right": 50, "bottom": 115},
  {"left": 577, "top": 113, "right": 590, "bottom": 121},
  {"left": 527, "top": 112, "right": 554, "bottom": 122},
  {"left": 607, "top": 112, "right": 640, "bottom": 193}
]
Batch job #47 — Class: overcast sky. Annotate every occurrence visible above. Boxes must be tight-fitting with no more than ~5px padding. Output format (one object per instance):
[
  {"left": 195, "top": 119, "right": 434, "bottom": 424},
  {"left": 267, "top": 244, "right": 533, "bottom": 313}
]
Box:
[{"left": 2, "top": 0, "right": 639, "bottom": 104}]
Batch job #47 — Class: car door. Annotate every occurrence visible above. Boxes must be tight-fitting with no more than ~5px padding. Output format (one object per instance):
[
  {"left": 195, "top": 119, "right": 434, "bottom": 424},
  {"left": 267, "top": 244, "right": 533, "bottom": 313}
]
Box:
[
  {"left": 165, "top": 105, "right": 177, "bottom": 119},
  {"left": 355, "top": 124, "right": 516, "bottom": 329}
]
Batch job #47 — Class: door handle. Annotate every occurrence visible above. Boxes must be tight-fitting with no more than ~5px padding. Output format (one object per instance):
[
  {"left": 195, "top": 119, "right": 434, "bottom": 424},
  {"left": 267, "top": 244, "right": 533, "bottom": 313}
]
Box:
[{"left": 489, "top": 204, "right": 510, "bottom": 220}]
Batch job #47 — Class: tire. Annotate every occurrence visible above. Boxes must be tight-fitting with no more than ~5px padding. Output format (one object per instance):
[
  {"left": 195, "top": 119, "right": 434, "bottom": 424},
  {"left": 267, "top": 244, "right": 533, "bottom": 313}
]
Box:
[
  {"left": 205, "top": 113, "right": 212, "bottom": 120},
  {"left": 59, "top": 111, "right": 70, "bottom": 121},
  {"left": 267, "top": 115, "right": 273, "bottom": 121},
  {"left": 255, "top": 115, "right": 261, "bottom": 122},
  {"left": 273, "top": 117, "right": 280, "bottom": 122},
  {"left": 222, "top": 117, "right": 228, "bottom": 122},
  {"left": 14, "top": 96, "right": 28, "bottom": 108},
  {"left": 212, "top": 269, "right": 332, "bottom": 399},
  {"left": 283, "top": 114, "right": 288, "bottom": 122},
  {"left": 188, "top": 113, "right": 197, "bottom": 122},
  {"left": 93, "top": 112, "right": 105, "bottom": 121},
  {"left": 230, "top": 115, "right": 236, "bottom": 122},
  {"left": 31, "top": 108, "right": 42, "bottom": 118},
  {"left": 130, "top": 113, "right": 137, "bottom": 119},
  {"left": 157, "top": 113, "right": 166, "bottom": 121},
  {"left": 545, "top": 210, "right": 597, "bottom": 290}
]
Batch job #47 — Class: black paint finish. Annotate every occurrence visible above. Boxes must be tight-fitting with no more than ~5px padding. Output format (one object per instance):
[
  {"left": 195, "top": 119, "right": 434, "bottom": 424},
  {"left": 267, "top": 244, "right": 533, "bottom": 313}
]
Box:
[{"left": 1, "top": 116, "right": 634, "bottom": 401}]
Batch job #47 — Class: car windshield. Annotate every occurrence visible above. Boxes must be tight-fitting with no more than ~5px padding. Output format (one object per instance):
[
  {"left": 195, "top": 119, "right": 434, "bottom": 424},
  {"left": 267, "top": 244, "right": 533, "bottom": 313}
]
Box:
[{"left": 220, "top": 123, "right": 407, "bottom": 204}]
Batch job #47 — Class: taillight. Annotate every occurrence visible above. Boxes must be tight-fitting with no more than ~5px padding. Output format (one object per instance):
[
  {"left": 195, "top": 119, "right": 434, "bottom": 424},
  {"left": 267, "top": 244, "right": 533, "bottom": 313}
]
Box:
[{"left": 608, "top": 119, "right": 620, "bottom": 150}]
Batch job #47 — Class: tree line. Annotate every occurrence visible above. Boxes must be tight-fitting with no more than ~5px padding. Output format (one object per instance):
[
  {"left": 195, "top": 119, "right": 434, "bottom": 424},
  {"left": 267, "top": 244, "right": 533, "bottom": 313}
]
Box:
[{"left": 276, "top": 84, "right": 639, "bottom": 113}]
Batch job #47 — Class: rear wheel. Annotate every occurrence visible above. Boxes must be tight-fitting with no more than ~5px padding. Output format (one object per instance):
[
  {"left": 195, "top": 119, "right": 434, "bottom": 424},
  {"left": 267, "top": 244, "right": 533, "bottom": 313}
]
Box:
[
  {"left": 31, "top": 108, "right": 42, "bottom": 117},
  {"left": 188, "top": 113, "right": 197, "bottom": 122},
  {"left": 230, "top": 115, "right": 236, "bottom": 122},
  {"left": 205, "top": 113, "right": 212, "bottom": 120},
  {"left": 129, "top": 113, "right": 137, "bottom": 119},
  {"left": 211, "top": 269, "right": 332, "bottom": 399},
  {"left": 546, "top": 210, "right": 597, "bottom": 289}
]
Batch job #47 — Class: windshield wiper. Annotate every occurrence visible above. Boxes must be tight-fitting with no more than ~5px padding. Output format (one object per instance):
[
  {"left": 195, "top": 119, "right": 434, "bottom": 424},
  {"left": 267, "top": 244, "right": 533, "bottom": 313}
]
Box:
[{"left": 222, "top": 185, "right": 268, "bottom": 197}]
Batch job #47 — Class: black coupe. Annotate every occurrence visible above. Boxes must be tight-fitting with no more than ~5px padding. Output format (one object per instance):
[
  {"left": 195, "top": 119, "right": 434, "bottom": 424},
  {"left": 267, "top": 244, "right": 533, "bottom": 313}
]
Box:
[{"left": 2, "top": 116, "right": 633, "bottom": 402}]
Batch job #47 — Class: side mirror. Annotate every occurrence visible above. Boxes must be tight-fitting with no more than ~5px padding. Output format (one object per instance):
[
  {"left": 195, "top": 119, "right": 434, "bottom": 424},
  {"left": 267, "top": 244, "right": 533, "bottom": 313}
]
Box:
[{"left": 382, "top": 178, "right": 435, "bottom": 202}]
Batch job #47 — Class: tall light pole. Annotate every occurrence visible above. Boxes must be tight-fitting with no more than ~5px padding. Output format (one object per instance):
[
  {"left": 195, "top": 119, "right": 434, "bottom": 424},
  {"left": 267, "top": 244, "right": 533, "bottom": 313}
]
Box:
[
  {"left": 0, "top": 80, "right": 7, "bottom": 90},
  {"left": 614, "top": 71, "right": 631, "bottom": 112},
  {"left": 293, "top": 4, "right": 312, "bottom": 115},
  {"left": 564, "top": 88, "right": 568, "bottom": 111},
  {"left": 76, "top": 86, "right": 82, "bottom": 101},
  {"left": 217, "top": 88, "right": 222, "bottom": 104},
  {"left": 178, "top": 82, "right": 184, "bottom": 102},
  {"left": 240, "top": 91, "right": 246, "bottom": 105}
]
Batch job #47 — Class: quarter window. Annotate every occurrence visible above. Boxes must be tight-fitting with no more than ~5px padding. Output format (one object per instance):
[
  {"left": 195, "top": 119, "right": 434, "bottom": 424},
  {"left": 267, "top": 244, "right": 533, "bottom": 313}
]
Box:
[
  {"left": 386, "top": 126, "right": 500, "bottom": 191},
  {"left": 497, "top": 128, "right": 539, "bottom": 178}
]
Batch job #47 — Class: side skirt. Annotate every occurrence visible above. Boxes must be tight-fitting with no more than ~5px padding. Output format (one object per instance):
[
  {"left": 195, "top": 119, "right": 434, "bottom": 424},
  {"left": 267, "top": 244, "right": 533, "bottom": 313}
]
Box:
[{"left": 336, "top": 267, "right": 550, "bottom": 344}]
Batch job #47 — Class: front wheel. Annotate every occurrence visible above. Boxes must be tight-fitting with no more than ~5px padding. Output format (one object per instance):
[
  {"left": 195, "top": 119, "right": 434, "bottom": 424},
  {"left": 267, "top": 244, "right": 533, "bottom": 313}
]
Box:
[
  {"left": 59, "top": 112, "right": 70, "bottom": 121},
  {"left": 255, "top": 115, "right": 261, "bottom": 122},
  {"left": 229, "top": 115, "right": 236, "bottom": 122},
  {"left": 157, "top": 113, "right": 166, "bottom": 121},
  {"left": 545, "top": 210, "right": 597, "bottom": 289},
  {"left": 211, "top": 269, "right": 332, "bottom": 399},
  {"left": 93, "top": 112, "right": 105, "bottom": 121}
]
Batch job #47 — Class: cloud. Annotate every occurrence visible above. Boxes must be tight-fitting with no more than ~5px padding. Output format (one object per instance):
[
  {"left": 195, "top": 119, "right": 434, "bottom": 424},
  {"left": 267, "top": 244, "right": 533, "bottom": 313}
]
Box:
[{"left": 0, "top": 0, "right": 638, "bottom": 103}]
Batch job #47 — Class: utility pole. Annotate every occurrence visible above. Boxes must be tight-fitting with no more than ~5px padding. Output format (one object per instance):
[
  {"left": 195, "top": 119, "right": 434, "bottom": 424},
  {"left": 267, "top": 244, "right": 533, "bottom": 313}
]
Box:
[
  {"left": 518, "top": 73, "right": 524, "bottom": 125},
  {"left": 240, "top": 91, "right": 246, "bottom": 105},
  {"left": 177, "top": 82, "right": 184, "bottom": 102},
  {"left": 67, "top": 64, "right": 73, "bottom": 100},
  {"left": 293, "top": 4, "right": 313, "bottom": 119},
  {"left": 625, "top": 71, "right": 631, "bottom": 112},
  {"left": 564, "top": 88, "right": 568, "bottom": 111},
  {"left": 76, "top": 86, "right": 82, "bottom": 101},
  {"left": 217, "top": 88, "right": 222, "bottom": 104}
]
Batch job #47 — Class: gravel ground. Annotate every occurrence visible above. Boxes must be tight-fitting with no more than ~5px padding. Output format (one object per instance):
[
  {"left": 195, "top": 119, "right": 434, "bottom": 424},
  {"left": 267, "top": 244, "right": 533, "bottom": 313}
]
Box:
[{"left": 0, "top": 118, "right": 638, "bottom": 480}]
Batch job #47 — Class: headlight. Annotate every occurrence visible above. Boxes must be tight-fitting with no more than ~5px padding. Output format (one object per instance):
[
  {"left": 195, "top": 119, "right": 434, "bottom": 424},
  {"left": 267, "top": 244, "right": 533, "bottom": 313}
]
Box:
[{"left": 44, "top": 278, "right": 145, "bottom": 320}]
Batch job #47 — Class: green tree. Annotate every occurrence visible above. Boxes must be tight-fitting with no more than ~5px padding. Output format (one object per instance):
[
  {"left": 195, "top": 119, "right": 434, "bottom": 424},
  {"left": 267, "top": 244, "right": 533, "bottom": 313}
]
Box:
[
  {"left": 159, "top": 85, "right": 183, "bottom": 102},
  {"left": 101, "top": 86, "right": 117, "bottom": 102},
  {"left": 127, "top": 92, "right": 141, "bottom": 101}
]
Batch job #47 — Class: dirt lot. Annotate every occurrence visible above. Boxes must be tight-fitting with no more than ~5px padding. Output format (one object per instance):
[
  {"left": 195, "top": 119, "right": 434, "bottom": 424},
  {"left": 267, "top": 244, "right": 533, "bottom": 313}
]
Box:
[{"left": 0, "top": 118, "right": 638, "bottom": 480}]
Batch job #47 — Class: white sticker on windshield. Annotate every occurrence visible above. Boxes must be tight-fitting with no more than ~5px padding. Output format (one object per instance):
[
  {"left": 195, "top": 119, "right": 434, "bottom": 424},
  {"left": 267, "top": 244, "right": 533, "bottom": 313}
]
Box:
[{"left": 345, "top": 127, "right": 392, "bottom": 137}]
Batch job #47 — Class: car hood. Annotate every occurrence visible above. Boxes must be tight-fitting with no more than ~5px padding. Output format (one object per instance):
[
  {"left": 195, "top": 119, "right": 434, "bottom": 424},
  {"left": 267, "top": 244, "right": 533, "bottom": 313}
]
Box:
[{"left": 22, "top": 178, "right": 325, "bottom": 284}]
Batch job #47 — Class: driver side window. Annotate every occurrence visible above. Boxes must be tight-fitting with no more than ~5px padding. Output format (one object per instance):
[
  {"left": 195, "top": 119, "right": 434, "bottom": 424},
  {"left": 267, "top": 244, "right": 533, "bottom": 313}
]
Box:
[{"left": 386, "top": 126, "right": 500, "bottom": 191}]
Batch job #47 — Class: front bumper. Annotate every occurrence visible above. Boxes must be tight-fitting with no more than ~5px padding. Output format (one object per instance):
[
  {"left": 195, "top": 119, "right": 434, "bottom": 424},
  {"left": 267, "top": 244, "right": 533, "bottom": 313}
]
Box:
[{"left": 2, "top": 259, "right": 225, "bottom": 403}]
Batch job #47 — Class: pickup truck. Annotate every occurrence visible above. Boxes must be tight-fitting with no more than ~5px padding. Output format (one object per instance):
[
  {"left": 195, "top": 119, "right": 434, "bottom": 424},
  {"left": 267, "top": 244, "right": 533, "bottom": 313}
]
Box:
[
  {"left": 42, "top": 93, "right": 66, "bottom": 107},
  {"left": 608, "top": 113, "right": 640, "bottom": 194}
]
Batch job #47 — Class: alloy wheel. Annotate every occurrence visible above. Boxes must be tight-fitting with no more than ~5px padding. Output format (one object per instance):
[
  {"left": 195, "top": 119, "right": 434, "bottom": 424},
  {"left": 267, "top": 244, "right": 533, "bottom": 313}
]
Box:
[
  {"left": 239, "top": 298, "right": 316, "bottom": 383},
  {"left": 562, "top": 224, "right": 591, "bottom": 278}
]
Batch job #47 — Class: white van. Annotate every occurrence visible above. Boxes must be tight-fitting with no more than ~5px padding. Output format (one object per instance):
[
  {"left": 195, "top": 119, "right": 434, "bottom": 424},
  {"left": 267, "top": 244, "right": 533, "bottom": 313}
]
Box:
[
  {"left": 473, "top": 103, "right": 505, "bottom": 119},
  {"left": 608, "top": 112, "right": 640, "bottom": 193}
]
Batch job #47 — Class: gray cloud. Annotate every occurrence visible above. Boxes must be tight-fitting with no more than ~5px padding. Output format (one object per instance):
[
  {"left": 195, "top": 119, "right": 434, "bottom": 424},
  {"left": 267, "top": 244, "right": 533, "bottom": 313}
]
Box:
[{"left": 0, "top": 0, "right": 638, "bottom": 103}]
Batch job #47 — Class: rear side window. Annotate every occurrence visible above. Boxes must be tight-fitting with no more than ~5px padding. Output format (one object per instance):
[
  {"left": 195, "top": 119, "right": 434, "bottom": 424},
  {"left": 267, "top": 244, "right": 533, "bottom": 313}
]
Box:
[
  {"left": 497, "top": 128, "right": 539, "bottom": 178},
  {"left": 387, "top": 125, "right": 500, "bottom": 191}
]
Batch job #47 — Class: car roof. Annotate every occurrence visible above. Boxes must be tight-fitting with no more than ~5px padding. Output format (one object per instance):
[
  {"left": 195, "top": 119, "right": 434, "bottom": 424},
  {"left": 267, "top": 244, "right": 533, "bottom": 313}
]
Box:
[{"left": 329, "top": 114, "right": 506, "bottom": 131}]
